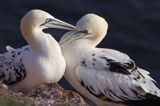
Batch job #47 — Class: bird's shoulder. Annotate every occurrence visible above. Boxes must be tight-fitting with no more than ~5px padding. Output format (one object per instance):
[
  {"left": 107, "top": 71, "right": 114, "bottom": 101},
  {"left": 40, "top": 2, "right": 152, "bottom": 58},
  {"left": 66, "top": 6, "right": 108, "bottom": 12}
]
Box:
[
  {"left": 79, "top": 48, "right": 136, "bottom": 74},
  {"left": 75, "top": 48, "right": 159, "bottom": 102}
]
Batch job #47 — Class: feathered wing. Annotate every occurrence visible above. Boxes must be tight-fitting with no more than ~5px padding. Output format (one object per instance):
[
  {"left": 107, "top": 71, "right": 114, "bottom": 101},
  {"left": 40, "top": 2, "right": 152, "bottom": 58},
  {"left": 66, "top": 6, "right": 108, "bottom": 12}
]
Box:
[
  {"left": 0, "top": 45, "right": 30, "bottom": 84},
  {"left": 75, "top": 49, "right": 160, "bottom": 102}
]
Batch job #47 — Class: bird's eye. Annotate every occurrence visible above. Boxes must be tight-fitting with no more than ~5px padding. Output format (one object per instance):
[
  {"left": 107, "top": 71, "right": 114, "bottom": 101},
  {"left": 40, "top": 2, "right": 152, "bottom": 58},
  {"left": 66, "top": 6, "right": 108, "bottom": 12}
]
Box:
[
  {"left": 46, "top": 18, "right": 50, "bottom": 23},
  {"left": 82, "top": 30, "right": 88, "bottom": 34},
  {"left": 78, "top": 30, "right": 89, "bottom": 34}
]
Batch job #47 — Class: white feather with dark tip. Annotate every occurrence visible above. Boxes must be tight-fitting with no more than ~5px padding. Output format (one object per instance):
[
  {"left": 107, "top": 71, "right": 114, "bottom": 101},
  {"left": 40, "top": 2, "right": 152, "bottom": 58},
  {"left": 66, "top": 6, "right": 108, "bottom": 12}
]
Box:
[
  {"left": 59, "top": 13, "right": 160, "bottom": 105},
  {"left": 0, "top": 9, "right": 76, "bottom": 93},
  {"left": 76, "top": 48, "right": 160, "bottom": 102},
  {"left": 0, "top": 46, "right": 29, "bottom": 85}
]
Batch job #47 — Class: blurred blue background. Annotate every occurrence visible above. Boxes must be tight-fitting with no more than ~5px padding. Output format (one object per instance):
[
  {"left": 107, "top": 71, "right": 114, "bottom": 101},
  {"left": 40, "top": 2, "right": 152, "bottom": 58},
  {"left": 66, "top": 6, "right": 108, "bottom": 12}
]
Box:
[{"left": 0, "top": 0, "right": 160, "bottom": 105}]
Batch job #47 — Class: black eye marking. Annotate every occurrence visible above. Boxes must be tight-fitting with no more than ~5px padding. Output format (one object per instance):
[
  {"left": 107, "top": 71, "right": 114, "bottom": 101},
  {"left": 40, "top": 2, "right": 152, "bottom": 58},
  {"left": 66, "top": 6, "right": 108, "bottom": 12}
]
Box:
[
  {"left": 76, "top": 30, "right": 89, "bottom": 35},
  {"left": 46, "top": 18, "right": 50, "bottom": 23},
  {"left": 45, "top": 18, "right": 57, "bottom": 23},
  {"left": 81, "top": 30, "right": 88, "bottom": 34},
  {"left": 40, "top": 18, "right": 53, "bottom": 26},
  {"left": 79, "top": 30, "right": 89, "bottom": 34}
]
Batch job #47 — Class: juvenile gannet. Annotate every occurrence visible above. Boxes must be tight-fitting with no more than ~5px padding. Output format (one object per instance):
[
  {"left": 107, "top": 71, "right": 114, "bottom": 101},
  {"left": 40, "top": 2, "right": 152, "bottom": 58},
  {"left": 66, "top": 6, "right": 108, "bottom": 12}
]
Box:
[
  {"left": 0, "top": 9, "right": 76, "bottom": 93},
  {"left": 59, "top": 14, "right": 160, "bottom": 105}
]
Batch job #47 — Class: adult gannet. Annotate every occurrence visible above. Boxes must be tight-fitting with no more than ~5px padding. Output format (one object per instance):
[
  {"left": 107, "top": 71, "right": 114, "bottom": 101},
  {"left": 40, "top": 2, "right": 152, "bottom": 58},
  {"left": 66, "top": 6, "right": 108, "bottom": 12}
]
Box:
[
  {"left": 0, "top": 9, "right": 76, "bottom": 93},
  {"left": 59, "top": 14, "right": 160, "bottom": 105}
]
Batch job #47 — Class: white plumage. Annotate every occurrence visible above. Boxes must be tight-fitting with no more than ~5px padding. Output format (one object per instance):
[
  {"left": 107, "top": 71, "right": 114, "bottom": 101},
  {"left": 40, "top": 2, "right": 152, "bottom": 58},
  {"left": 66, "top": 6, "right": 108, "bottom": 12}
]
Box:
[
  {"left": 0, "top": 9, "right": 76, "bottom": 93},
  {"left": 59, "top": 13, "right": 160, "bottom": 105}
]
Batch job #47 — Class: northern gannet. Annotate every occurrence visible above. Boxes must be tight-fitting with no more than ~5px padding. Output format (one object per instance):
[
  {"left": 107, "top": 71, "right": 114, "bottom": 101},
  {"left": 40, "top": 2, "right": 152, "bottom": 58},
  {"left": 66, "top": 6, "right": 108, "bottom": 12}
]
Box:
[
  {"left": 0, "top": 9, "right": 76, "bottom": 93},
  {"left": 59, "top": 14, "right": 160, "bottom": 105}
]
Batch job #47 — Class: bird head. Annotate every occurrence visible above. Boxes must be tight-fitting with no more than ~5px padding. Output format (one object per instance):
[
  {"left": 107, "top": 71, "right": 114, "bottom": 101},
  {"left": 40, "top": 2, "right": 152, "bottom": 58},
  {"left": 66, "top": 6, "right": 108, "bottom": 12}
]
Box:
[{"left": 60, "top": 13, "right": 108, "bottom": 47}]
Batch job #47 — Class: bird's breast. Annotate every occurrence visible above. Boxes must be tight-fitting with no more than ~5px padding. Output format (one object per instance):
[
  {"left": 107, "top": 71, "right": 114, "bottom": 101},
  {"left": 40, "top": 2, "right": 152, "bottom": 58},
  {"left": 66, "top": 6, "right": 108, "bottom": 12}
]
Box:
[{"left": 42, "top": 55, "right": 66, "bottom": 83}]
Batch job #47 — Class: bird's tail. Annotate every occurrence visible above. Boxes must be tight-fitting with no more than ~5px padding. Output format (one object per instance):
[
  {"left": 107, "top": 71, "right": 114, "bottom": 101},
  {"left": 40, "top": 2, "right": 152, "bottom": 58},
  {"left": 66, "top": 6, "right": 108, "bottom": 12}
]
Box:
[
  {"left": 138, "top": 68, "right": 160, "bottom": 98},
  {"left": 6, "top": 45, "right": 15, "bottom": 52}
]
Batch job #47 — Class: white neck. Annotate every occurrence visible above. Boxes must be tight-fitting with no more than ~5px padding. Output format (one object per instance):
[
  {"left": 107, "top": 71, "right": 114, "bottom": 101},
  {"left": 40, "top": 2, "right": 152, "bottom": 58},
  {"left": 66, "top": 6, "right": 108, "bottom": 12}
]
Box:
[{"left": 22, "top": 27, "right": 61, "bottom": 56}]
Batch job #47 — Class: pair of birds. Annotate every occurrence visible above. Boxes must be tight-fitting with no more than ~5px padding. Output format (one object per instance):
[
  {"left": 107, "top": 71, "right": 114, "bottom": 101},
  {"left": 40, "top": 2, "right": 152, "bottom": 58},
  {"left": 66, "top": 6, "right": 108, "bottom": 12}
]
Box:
[{"left": 0, "top": 9, "right": 160, "bottom": 105}]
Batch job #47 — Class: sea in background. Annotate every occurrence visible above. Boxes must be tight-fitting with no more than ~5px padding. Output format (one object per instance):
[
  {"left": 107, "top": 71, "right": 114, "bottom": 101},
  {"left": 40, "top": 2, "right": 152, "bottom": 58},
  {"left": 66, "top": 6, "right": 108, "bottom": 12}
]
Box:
[{"left": 0, "top": 0, "right": 160, "bottom": 105}]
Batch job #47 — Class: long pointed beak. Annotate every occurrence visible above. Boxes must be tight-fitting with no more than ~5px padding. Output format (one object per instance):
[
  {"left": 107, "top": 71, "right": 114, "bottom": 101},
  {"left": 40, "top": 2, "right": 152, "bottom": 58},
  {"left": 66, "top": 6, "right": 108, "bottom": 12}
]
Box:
[
  {"left": 43, "top": 18, "right": 77, "bottom": 30},
  {"left": 59, "top": 30, "right": 90, "bottom": 45}
]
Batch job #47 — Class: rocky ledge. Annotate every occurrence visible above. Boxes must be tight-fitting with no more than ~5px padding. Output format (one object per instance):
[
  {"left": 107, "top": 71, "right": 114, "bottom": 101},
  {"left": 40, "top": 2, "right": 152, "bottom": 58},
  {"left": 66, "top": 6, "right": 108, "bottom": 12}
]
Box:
[{"left": 0, "top": 82, "right": 88, "bottom": 105}]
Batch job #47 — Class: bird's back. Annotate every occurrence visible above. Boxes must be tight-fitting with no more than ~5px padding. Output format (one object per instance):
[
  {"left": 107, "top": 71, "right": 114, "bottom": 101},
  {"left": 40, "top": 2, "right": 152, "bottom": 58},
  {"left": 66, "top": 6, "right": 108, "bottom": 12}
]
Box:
[
  {"left": 74, "top": 47, "right": 160, "bottom": 102},
  {"left": 0, "top": 45, "right": 30, "bottom": 85}
]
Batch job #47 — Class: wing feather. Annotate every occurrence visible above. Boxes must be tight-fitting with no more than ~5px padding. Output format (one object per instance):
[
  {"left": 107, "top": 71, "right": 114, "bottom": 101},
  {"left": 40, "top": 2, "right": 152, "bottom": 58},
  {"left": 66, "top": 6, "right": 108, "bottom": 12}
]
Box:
[
  {"left": 76, "top": 49, "right": 160, "bottom": 102},
  {"left": 0, "top": 45, "right": 30, "bottom": 85}
]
